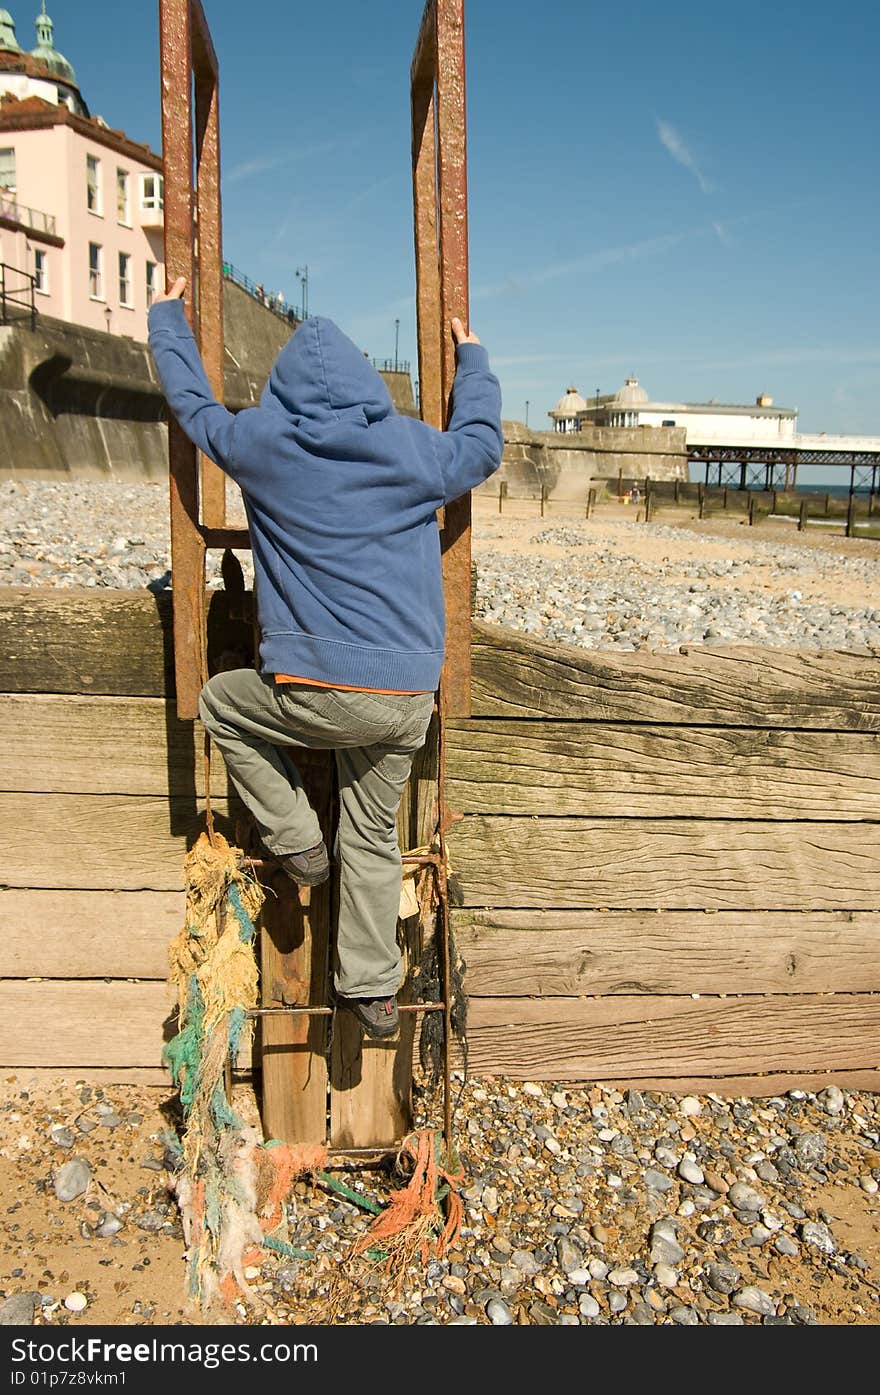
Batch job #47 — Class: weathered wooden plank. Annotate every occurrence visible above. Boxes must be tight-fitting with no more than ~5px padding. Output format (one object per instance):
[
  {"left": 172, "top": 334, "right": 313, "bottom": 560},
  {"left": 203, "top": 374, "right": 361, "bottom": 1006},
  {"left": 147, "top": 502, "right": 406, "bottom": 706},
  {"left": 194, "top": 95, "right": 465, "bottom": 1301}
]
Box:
[
  {"left": 448, "top": 817, "right": 880, "bottom": 910},
  {"left": 446, "top": 722, "right": 880, "bottom": 819},
  {"left": 464, "top": 994, "right": 880, "bottom": 1080},
  {"left": 452, "top": 909, "right": 880, "bottom": 995},
  {"left": 5, "top": 592, "right": 879, "bottom": 729},
  {"left": 471, "top": 620, "right": 880, "bottom": 728},
  {"left": 599, "top": 1070, "right": 880, "bottom": 1098},
  {"left": 0, "top": 694, "right": 328, "bottom": 797},
  {"left": 0, "top": 889, "right": 182, "bottom": 977},
  {"left": 0, "top": 980, "right": 251, "bottom": 1068},
  {"left": 0, "top": 587, "right": 254, "bottom": 697},
  {"left": 0, "top": 793, "right": 239, "bottom": 890},
  {"left": 0, "top": 694, "right": 230, "bottom": 796}
]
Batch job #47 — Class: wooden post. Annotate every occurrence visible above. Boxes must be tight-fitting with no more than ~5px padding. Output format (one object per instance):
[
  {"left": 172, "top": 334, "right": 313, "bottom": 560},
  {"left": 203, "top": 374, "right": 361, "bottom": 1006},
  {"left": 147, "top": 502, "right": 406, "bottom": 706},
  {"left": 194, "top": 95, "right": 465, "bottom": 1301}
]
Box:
[
  {"left": 673, "top": 477, "right": 680, "bottom": 504},
  {"left": 259, "top": 751, "right": 333, "bottom": 1144},
  {"left": 846, "top": 492, "right": 856, "bottom": 538},
  {"left": 748, "top": 493, "right": 756, "bottom": 527},
  {"left": 586, "top": 487, "right": 596, "bottom": 520},
  {"left": 798, "top": 499, "right": 808, "bottom": 532},
  {"left": 617, "top": 466, "right": 623, "bottom": 501},
  {"left": 722, "top": 487, "right": 728, "bottom": 510},
  {"left": 698, "top": 482, "right": 706, "bottom": 519},
  {"left": 498, "top": 480, "right": 503, "bottom": 513},
  {"left": 644, "top": 480, "right": 652, "bottom": 523},
  {"left": 771, "top": 489, "right": 778, "bottom": 514},
  {"left": 540, "top": 483, "right": 547, "bottom": 517},
  {"left": 824, "top": 492, "right": 831, "bottom": 516}
]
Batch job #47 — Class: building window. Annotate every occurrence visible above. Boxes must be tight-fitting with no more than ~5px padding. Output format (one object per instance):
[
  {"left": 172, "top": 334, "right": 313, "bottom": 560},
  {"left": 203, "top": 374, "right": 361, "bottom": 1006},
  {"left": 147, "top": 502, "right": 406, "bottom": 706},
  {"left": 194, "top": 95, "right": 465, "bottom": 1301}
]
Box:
[
  {"left": 89, "top": 242, "right": 103, "bottom": 299},
  {"left": 146, "top": 260, "right": 157, "bottom": 307},
  {"left": 34, "top": 249, "right": 49, "bottom": 294},
  {"left": 140, "top": 173, "right": 164, "bottom": 212},
  {"left": 0, "top": 147, "right": 15, "bottom": 193},
  {"left": 118, "top": 251, "right": 132, "bottom": 307},
  {"left": 116, "top": 168, "right": 130, "bottom": 224},
  {"left": 87, "top": 153, "right": 102, "bottom": 214}
]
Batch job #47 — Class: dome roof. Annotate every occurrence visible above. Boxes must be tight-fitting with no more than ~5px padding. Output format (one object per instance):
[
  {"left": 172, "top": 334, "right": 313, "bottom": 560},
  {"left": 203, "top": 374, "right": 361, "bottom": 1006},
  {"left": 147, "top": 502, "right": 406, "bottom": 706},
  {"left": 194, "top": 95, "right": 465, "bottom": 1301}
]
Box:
[
  {"left": 613, "top": 375, "right": 649, "bottom": 406},
  {"left": 552, "top": 385, "right": 588, "bottom": 416},
  {"left": 0, "top": 10, "right": 22, "bottom": 51},
  {"left": 30, "top": 3, "right": 76, "bottom": 85}
]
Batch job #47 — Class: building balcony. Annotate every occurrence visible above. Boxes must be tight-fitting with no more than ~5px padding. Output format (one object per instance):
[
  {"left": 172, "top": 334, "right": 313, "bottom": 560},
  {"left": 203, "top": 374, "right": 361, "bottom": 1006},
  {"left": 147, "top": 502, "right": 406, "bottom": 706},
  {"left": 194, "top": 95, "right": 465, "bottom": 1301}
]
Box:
[
  {"left": 0, "top": 191, "right": 63, "bottom": 245},
  {"left": 139, "top": 203, "right": 164, "bottom": 231}
]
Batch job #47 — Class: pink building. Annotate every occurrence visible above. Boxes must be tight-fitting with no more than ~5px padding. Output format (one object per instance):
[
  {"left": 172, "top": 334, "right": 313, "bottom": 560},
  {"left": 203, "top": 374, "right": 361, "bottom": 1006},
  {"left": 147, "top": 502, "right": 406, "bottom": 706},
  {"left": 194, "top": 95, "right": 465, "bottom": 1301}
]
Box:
[{"left": 0, "top": 5, "right": 164, "bottom": 342}]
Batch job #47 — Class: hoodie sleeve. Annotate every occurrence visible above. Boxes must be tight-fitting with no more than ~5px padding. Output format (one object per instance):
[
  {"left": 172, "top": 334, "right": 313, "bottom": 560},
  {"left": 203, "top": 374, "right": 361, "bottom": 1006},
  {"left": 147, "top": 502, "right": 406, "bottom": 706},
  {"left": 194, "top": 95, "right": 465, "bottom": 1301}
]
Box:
[
  {"left": 148, "top": 299, "right": 237, "bottom": 471},
  {"left": 433, "top": 342, "right": 504, "bottom": 504}
]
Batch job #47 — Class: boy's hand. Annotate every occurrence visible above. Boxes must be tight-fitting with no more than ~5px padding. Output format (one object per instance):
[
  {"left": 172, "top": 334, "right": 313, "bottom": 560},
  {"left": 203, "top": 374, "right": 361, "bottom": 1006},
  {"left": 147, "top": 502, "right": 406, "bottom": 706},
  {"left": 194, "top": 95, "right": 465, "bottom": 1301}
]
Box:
[
  {"left": 451, "top": 316, "right": 480, "bottom": 346},
  {"left": 153, "top": 275, "right": 187, "bottom": 306}
]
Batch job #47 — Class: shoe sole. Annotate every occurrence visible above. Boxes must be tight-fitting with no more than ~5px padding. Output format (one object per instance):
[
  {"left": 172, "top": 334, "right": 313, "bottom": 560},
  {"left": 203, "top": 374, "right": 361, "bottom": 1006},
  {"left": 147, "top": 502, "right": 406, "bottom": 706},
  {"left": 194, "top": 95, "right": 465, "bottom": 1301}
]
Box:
[{"left": 339, "top": 999, "right": 399, "bottom": 1040}]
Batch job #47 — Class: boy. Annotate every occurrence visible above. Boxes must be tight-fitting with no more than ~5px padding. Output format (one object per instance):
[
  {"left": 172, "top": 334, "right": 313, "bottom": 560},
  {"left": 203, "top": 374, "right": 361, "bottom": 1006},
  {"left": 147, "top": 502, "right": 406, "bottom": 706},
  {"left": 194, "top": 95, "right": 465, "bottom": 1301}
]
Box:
[{"left": 148, "top": 279, "right": 503, "bottom": 1038}]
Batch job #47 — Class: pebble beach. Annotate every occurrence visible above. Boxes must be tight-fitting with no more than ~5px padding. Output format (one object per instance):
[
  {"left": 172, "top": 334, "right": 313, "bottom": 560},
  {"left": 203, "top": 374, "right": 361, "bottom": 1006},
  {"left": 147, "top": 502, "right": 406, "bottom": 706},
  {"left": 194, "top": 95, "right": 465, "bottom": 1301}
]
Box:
[{"left": 1, "top": 477, "right": 878, "bottom": 1327}]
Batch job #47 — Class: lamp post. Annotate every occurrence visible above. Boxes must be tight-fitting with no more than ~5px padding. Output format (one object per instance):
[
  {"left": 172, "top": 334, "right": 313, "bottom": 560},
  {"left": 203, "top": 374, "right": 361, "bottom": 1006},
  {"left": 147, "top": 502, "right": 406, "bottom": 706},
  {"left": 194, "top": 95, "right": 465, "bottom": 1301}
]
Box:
[
  {"left": 595, "top": 387, "right": 600, "bottom": 422},
  {"left": 296, "top": 264, "right": 309, "bottom": 319},
  {"left": 525, "top": 399, "right": 529, "bottom": 428},
  {"left": 394, "top": 317, "right": 400, "bottom": 372},
  {"left": 104, "top": 304, "right": 111, "bottom": 335}
]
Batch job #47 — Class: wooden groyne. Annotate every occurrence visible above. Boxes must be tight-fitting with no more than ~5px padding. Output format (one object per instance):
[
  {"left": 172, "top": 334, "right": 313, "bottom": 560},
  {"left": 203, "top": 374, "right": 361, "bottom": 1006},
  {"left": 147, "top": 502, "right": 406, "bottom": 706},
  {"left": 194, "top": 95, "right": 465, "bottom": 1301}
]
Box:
[{"left": 1, "top": 588, "right": 878, "bottom": 1097}]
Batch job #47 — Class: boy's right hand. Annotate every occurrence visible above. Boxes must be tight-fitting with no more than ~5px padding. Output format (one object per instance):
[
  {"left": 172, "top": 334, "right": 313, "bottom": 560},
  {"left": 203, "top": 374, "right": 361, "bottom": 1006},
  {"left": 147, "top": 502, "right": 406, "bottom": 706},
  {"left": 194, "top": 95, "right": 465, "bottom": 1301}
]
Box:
[
  {"left": 153, "top": 276, "right": 187, "bottom": 306},
  {"left": 451, "top": 316, "right": 480, "bottom": 346}
]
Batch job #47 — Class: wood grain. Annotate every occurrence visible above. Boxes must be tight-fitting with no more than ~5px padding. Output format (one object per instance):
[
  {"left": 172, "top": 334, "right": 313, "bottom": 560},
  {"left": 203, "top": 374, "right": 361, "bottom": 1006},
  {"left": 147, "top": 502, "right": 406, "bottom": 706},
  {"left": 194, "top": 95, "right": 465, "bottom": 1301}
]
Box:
[
  {"left": 0, "top": 980, "right": 251, "bottom": 1069},
  {"left": 0, "top": 587, "right": 254, "bottom": 697},
  {"left": 471, "top": 620, "right": 880, "bottom": 728},
  {"left": 0, "top": 793, "right": 239, "bottom": 890},
  {"left": 0, "top": 888, "right": 182, "bottom": 977},
  {"left": 445, "top": 721, "right": 880, "bottom": 819},
  {"left": 447, "top": 817, "right": 880, "bottom": 910},
  {"left": 463, "top": 994, "right": 880, "bottom": 1080},
  {"left": 452, "top": 909, "right": 880, "bottom": 995}
]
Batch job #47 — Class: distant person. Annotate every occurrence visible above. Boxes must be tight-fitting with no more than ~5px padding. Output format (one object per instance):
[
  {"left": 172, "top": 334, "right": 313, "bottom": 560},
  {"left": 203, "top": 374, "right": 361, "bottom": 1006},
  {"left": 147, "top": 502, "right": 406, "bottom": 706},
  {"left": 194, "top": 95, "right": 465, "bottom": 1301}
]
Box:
[
  {"left": 148, "top": 277, "right": 503, "bottom": 1039},
  {"left": 630, "top": 483, "right": 640, "bottom": 505}
]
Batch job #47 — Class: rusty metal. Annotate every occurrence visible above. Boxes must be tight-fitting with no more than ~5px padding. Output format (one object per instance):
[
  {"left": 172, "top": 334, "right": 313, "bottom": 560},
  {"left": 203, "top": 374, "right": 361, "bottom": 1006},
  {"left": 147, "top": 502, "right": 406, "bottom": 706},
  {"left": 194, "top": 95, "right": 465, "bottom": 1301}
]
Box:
[
  {"left": 411, "top": 0, "right": 472, "bottom": 720},
  {"left": 247, "top": 1003, "right": 443, "bottom": 1019},
  {"left": 160, "top": 0, "right": 225, "bottom": 718}
]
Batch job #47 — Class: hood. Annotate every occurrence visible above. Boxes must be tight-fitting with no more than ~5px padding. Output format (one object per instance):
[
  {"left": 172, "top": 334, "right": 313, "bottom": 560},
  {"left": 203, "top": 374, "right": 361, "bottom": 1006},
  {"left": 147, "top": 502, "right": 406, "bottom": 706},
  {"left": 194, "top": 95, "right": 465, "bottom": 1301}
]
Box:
[{"left": 260, "top": 315, "right": 394, "bottom": 425}]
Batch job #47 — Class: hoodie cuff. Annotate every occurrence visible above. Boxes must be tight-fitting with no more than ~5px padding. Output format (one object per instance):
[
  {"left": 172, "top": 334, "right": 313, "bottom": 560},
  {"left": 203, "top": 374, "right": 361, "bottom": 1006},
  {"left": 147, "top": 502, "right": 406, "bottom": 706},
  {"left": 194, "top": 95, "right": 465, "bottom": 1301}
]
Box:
[
  {"left": 454, "top": 341, "right": 490, "bottom": 373},
  {"left": 148, "top": 298, "right": 189, "bottom": 335}
]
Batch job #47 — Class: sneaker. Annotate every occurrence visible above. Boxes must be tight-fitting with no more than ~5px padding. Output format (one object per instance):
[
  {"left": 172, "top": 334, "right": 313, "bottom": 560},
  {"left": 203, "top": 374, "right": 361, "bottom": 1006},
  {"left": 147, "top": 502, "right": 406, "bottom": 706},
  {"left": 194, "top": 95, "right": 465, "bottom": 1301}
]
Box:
[
  {"left": 340, "top": 994, "right": 399, "bottom": 1040},
  {"left": 279, "top": 840, "right": 330, "bottom": 887}
]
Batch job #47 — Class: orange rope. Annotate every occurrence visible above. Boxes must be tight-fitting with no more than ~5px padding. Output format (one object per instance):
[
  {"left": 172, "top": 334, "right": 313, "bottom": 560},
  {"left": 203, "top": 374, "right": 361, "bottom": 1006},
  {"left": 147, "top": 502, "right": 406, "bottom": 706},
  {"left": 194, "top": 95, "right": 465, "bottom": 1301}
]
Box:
[{"left": 353, "top": 1128, "right": 463, "bottom": 1264}]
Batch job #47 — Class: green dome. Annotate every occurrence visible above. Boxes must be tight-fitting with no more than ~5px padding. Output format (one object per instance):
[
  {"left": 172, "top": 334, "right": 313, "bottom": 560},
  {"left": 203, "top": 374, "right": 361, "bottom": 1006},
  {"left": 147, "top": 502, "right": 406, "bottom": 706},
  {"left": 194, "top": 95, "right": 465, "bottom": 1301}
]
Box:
[
  {"left": 30, "top": 2, "right": 76, "bottom": 84},
  {"left": 0, "top": 10, "right": 23, "bottom": 52}
]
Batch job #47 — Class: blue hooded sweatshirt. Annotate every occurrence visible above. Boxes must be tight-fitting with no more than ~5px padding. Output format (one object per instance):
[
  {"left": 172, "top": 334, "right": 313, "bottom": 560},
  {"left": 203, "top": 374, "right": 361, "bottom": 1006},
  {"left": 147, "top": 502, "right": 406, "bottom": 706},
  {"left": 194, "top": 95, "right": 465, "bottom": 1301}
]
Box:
[{"left": 147, "top": 302, "right": 503, "bottom": 691}]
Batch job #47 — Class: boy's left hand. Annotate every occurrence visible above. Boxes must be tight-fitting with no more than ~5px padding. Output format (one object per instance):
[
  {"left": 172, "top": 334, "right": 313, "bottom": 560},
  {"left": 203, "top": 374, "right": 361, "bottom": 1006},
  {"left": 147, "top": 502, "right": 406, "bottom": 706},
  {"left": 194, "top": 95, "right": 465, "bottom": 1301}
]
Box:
[{"left": 153, "top": 276, "right": 187, "bottom": 306}]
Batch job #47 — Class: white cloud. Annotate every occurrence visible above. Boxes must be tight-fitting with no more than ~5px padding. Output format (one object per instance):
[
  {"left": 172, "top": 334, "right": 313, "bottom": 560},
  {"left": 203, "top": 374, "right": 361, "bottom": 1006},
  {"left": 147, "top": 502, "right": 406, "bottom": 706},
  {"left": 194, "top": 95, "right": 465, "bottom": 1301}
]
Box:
[{"left": 656, "top": 118, "right": 713, "bottom": 194}]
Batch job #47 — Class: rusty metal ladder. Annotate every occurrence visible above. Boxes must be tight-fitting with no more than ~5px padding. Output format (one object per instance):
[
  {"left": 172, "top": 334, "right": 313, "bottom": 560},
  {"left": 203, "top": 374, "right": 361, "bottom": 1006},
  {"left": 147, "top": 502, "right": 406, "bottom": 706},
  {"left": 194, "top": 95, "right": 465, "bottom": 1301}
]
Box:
[{"left": 160, "top": 0, "right": 472, "bottom": 1163}]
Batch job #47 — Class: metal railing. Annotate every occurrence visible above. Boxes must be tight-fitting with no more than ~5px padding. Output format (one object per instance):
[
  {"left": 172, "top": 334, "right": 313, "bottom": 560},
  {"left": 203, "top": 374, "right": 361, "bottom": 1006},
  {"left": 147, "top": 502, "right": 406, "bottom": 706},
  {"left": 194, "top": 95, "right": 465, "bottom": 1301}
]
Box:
[
  {"left": 0, "top": 191, "right": 57, "bottom": 238},
  {"left": 0, "top": 261, "right": 36, "bottom": 330},
  {"left": 371, "top": 356, "right": 412, "bottom": 374},
  {"left": 221, "top": 260, "right": 303, "bottom": 324}
]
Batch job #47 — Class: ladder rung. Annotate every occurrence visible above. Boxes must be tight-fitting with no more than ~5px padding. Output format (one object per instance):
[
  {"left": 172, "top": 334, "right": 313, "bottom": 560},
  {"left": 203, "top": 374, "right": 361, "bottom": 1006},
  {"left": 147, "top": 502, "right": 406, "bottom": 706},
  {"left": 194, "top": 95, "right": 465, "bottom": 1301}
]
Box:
[
  {"left": 200, "top": 526, "right": 251, "bottom": 549},
  {"left": 247, "top": 1002, "right": 445, "bottom": 1018}
]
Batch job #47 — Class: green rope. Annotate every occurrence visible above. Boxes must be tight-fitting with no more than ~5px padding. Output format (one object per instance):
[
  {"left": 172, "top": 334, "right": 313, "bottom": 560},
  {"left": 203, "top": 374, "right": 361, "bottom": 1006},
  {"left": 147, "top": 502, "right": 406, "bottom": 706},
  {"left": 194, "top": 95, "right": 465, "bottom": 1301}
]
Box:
[
  {"left": 316, "top": 1171, "right": 384, "bottom": 1215},
  {"left": 262, "top": 1236, "right": 315, "bottom": 1261}
]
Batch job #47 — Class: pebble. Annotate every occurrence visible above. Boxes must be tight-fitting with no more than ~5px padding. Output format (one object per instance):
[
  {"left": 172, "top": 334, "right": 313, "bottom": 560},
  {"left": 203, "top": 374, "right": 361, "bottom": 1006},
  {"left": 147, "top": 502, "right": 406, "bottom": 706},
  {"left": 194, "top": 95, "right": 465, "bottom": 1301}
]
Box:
[
  {"left": 801, "top": 1220, "right": 836, "bottom": 1254},
  {"left": 511, "top": 1249, "right": 542, "bottom": 1276},
  {"left": 556, "top": 1237, "right": 583, "bottom": 1274},
  {"left": 859, "top": 1176, "right": 879, "bottom": 1194},
  {"left": 732, "top": 1286, "right": 776, "bottom": 1317},
  {"left": 0, "top": 1294, "right": 37, "bottom": 1325},
  {"left": 49, "top": 1125, "right": 75, "bottom": 1149},
  {"left": 668, "top": 1305, "right": 699, "bottom": 1325},
  {"left": 680, "top": 1097, "right": 702, "bottom": 1117},
  {"left": 608, "top": 1267, "right": 639, "bottom": 1287},
  {"left": 705, "top": 1261, "right": 740, "bottom": 1295},
  {"left": 708, "top": 1311, "right": 744, "bottom": 1326},
  {"left": 588, "top": 1259, "right": 609, "bottom": 1280},
  {"left": 653, "top": 1263, "right": 679, "bottom": 1289},
  {"left": 579, "top": 1293, "right": 600, "bottom": 1318},
  {"left": 727, "top": 1181, "right": 765, "bottom": 1213},
  {"left": 486, "top": 1298, "right": 512, "bottom": 1325},
  {"left": 63, "top": 1292, "right": 88, "bottom": 1313},
  {"left": 818, "top": 1087, "right": 845, "bottom": 1116},
  {"left": 795, "top": 1132, "right": 826, "bottom": 1167},
  {"left": 775, "top": 1235, "right": 799, "bottom": 1257},
  {"left": 644, "top": 1168, "right": 674, "bottom": 1193},
  {"left": 677, "top": 1158, "right": 704, "bottom": 1185},
  {"left": 54, "top": 1157, "right": 92, "bottom": 1202}
]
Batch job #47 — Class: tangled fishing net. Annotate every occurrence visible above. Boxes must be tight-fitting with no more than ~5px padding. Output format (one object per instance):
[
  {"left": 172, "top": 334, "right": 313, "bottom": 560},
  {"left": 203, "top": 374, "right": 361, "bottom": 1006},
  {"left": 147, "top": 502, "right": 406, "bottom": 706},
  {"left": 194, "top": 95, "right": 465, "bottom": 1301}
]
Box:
[{"left": 162, "top": 831, "right": 326, "bottom": 1306}]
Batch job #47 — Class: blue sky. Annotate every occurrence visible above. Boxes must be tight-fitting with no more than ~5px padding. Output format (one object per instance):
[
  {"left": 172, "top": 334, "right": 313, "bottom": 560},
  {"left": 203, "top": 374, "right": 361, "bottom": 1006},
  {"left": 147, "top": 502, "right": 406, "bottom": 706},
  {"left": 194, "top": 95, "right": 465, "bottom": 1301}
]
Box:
[{"left": 23, "top": 0, "right": 880, "bottom": 434}]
